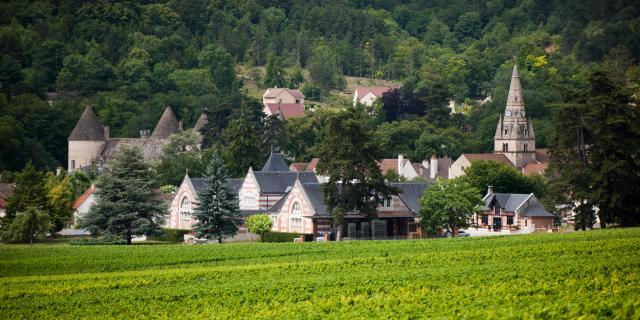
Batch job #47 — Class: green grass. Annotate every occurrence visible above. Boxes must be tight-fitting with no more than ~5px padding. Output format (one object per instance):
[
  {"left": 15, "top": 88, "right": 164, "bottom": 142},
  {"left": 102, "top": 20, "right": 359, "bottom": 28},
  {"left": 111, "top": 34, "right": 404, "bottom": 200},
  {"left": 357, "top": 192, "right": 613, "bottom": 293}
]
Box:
[{"left": 1, "top": 229, "right": 639, "bottom": 319}]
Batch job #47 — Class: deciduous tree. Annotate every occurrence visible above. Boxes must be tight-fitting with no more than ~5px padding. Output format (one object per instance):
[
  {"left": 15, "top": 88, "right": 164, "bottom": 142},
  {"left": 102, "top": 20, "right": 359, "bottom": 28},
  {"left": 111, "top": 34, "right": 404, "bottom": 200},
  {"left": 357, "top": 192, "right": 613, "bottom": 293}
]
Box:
[{"left": 419, "top": 178, "right": 482, "bottom": 236}]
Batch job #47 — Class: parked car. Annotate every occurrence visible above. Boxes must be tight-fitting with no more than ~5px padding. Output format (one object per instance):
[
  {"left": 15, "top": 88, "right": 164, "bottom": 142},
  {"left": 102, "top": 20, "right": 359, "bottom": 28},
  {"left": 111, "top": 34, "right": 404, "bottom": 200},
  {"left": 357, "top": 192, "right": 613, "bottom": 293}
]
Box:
[{"left": 457, "top": 230, "right": 470, "bottom": 237}]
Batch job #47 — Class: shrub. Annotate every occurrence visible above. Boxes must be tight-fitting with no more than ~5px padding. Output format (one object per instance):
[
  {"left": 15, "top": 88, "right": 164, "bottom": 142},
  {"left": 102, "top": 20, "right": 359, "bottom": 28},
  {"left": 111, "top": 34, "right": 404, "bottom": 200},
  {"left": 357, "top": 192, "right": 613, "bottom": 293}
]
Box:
[
  {"left": 261, "top": 232, "right": 313, "bottom": 243},
  {"left": 148, "top": 228, "right": 191, "bottom": 243},
  {"left": 70, "top": 236, "right": 127, "bottom": 245}
]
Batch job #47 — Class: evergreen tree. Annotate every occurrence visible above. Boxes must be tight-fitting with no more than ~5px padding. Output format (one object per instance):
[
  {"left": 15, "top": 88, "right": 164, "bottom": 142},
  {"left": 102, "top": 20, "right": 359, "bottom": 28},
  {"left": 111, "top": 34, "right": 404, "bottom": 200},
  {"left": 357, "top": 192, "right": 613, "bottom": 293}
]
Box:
[
  {"left": 262, "top": 114, "right": 284, "bottom": 152},
  {"left": 316, "top": 108, "right": 396, "bottom": 225},
  {"left": 262, "top": 53, "right": 287, "bottom": 88},
  {"left": 2, "top": 162, "right": 47, "bottom": 229},
  {"left": 80, "top": 146, "right": 165, "bottom": 244},
  {"left": 221, "top": 103, "right": 264, "bottom": 177},
  {"left": 193, "top": 149, "right": 240, "bottom": 243}
]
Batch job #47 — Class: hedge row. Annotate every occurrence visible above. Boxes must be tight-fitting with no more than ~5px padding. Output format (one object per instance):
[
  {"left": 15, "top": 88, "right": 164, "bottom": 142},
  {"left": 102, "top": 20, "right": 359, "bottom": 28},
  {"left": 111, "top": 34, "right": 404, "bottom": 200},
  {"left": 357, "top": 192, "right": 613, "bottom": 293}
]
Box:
[
  {"left": 148, "top": 228, "right": 191, "bottom": 243},
  {"left": 262, "top": 232, "right": 314, "bottom": 243}
]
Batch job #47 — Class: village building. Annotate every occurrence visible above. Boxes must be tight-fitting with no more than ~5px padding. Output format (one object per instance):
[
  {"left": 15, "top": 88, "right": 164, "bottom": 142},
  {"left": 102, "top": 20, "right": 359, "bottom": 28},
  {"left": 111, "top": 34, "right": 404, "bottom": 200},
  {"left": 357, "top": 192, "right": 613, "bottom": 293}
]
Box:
[
  {"left": 68, "top": 106, "right": 205, "bottom": 172},
  {"left": 379, "top": 154, "right": 450, "bottom": 181},
  {"left": 473, "top": 186, "right": 555, "bottom": 233},
  {"left": 450, "top": 65, "right": 549, "bottom": 178},
  {"left": 262, "top": 88, "right": 305, "bottom": 120},
  {"left": 353, "top": 86, "right": 391, "bottom": 106},
  {"left": 268, "top": 180, "right": 428, "bottom": 239}
]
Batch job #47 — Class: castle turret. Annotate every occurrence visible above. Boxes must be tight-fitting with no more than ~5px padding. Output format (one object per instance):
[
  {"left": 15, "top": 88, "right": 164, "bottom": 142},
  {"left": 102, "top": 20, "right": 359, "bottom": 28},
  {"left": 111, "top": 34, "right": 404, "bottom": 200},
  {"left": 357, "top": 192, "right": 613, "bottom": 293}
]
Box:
[
  {"left": 68, "top": 106, "right": 107, "bottom": 172},
  {"left": 494, "top": 65, "right": 536, "bottom": 167},
  {"left": 151, "top": 107, "right": 181, "bottom": 139}
]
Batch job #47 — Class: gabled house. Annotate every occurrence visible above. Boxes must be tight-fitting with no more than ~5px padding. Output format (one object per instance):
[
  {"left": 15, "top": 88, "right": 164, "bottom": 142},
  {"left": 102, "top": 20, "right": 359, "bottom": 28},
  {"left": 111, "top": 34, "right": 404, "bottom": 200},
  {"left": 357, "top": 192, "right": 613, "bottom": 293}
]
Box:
[
  {"left": 353, "top": 86, "right": 391, "bottom": 106},
  {"left": 167, "top": 175, "right": 244, "bottom": 230},
  {"left": 262, "top": 88, "right": 305, "bottom": 120},
  {"left": 268, "top": 180, "right": 429, "bottom": 238},
  {"left": 474, "top": 187, "right": 555, "bottom": 233},
  {"left": 237, "top": 158, "right": 319, "bottom": 211}
]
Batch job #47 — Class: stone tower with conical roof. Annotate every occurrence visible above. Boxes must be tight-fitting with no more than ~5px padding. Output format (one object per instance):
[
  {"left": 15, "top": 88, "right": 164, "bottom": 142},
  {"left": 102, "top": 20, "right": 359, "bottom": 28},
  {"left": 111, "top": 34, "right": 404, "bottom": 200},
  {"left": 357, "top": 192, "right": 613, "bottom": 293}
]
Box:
[
  {"left": 68, "top": 106, "right": 107, "bottom": 171},
  {"left": 151, "top": 107, "right": 182, "bottom": 139},
  {"left": 494, "top": 65, "right": 536, "bottom": 167}
]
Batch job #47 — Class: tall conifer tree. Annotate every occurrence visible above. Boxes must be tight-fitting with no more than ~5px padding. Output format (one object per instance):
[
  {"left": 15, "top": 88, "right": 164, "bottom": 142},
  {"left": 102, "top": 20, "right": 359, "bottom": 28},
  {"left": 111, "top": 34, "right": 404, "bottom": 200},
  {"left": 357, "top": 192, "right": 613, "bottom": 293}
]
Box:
[
  {"left": 80, "top": 146, "right": 165, "bottom": 244},
  {"left": 193, "top": 149, "right": 240, "bottom": 243}
]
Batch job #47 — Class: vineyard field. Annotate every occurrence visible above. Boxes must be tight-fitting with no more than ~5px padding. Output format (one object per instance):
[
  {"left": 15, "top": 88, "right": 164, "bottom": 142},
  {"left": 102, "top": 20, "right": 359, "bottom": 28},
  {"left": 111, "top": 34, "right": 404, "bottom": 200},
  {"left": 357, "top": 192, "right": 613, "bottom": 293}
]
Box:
[{"left": 1, "top": 229, "right": 639, "bottom": 319}]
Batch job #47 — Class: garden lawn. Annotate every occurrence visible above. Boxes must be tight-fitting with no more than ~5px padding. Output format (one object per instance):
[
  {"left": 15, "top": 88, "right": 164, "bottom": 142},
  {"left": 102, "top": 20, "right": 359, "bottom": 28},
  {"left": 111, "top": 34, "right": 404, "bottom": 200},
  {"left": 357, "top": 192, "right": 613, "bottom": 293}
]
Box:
[{"left": 1, "top": 228, "right": 639, "bottom": 319}]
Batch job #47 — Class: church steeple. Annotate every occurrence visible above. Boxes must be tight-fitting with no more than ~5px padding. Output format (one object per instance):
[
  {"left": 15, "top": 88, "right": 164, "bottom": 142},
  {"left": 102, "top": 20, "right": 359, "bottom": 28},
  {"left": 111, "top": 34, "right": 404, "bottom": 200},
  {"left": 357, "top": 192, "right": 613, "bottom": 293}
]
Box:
[{"left": 494, "top": 64, "right": 537, "bottom": 168}]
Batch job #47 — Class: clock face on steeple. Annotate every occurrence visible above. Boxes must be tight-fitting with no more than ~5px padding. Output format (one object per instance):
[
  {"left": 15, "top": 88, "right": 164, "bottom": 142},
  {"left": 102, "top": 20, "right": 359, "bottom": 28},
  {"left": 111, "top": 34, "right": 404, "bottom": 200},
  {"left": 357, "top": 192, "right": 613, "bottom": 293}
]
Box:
[{"left": 505, "top": 110, "right": 511, "bottom": 117}]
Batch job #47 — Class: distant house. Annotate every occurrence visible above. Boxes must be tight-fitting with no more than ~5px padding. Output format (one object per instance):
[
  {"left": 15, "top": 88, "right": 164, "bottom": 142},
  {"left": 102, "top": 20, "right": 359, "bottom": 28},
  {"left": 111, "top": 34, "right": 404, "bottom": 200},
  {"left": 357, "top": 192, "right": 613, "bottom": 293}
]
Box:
[
  {"left": 268, "top": 180, "right": 429, "bottom": 238},
  {"left": 450, "top": 153, "right": 514, "bottom": 178},
  {"left": 0, "top": 183, "right": 14, "bottom": 218},
  {"left": 262, "top": 88, "right": 305, "bottom": 120},
  {"left": 353, "top": 86, "right": 391, "bottom": 106},
  {"left": 71, "top": 184, "right": 96, "bottom": 227},
  {"left": 379, "top": 155, "right": 450, "bottom": 181},
  {"left": 474, "top": 187, "right": 555, "bottom": 233}
]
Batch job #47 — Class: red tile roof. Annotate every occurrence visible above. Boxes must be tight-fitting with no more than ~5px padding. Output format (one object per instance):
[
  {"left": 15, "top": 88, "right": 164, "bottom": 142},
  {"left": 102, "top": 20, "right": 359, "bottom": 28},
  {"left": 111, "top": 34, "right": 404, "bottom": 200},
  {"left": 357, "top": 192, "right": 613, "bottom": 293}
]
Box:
[
  {"left": 265, "top": 103, "right": 304, "bottom": 119},
  {"left": 306, "top": 158, "right": 320, "bottom": 172},
  {"left": 523, "top": 162, "right": 548, "bottom": 176},
  {"left": 462, "top": 153, "right": 514, "bottom": 166},
  {"left": 0, "top": 198, "right": 7, "bottom": 208},
  {"left": 289, "top": 163, "right": 308, "bottom": 172},
  {"left": 378, "top": 159, "right": 399, "bottom": 174},
  {"left": 355, "top": 86, "right": 391, "bottom": 99},
  {"left": 73, "top": 184, "right": 95, "bottom": 209}
]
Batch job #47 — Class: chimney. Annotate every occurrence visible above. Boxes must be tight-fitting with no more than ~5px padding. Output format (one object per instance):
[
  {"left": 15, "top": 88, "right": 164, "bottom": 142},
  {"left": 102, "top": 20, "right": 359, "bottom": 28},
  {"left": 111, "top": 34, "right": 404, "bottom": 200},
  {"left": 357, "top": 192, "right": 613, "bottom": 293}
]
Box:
[
  {"left": 104, "top": 126, "right": 110, "bottom": 140},
  {"left": 56, "top": 167, "right": 62, "bottom": 176},
  {"left": 487, "top": 185, "right": 494, "bottom": 196},
  {"left": 430, "top": 155, "right": 438, "bottom": 179},
  {"left": 397, "top": 154, "right": 404, "bottom": 176},
  {"left": 178, "top": 120, "right": 183, "bottom": 131}
]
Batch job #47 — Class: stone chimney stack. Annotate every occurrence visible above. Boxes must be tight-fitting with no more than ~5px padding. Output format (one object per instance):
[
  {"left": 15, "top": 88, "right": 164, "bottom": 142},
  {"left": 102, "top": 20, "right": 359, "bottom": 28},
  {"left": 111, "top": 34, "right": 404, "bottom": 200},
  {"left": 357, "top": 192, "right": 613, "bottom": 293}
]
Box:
[
  {"left": 104, "top": 126, "right": 110, "bottom": 140},
  {"left": 397, "top": 154, "right": 404, "bottom": 176},
  {"left": 487, "top": 185, "right": 494, "bottom": 196},
  {"left": 430, "top": 155, "right": 438, "bottom": 179},
  {"left": 178, "top": 120, "right": 183, "bottom": 131},
  {"left": 56, "top": 167, "right": 62, "bottom": 176}
]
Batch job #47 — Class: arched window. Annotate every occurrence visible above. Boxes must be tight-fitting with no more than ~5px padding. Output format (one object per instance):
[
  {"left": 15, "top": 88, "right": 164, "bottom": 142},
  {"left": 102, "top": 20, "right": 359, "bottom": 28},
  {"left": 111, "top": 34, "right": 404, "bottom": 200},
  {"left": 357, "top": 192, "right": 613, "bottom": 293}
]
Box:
[
  {"left": 504, "top": 129, "right": 508, "bottom": 135},
  {"left": 524, "top": 143, "right": 528, "bottom": 152},
  {"left": 292, "top": 202, "right": 301, "bottom": 215},
  {"left": 181, "top": 197, "right": 191, "bottom": 209},
  {"left": 179, "top": 196, "right": 192, "bottom": 228}
]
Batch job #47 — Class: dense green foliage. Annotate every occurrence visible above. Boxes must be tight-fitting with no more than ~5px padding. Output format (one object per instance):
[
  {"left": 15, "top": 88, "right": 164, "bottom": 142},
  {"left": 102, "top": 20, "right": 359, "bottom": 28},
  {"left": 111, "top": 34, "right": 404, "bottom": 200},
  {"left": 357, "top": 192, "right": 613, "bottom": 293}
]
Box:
[
  {"left": 419, "top": 179, "right": 483, "bottom": 235},
  {"left": 461, "top": 160, "right": 547, "bottom": 197},
  {"left": 80, "top": 146, "right": 166, "bottom": 244},
  {"left": 245, "top": 214, "right": 273, "bottom": 242},
  {"left": 548, "top": 67, "right": 640, "bottom": 228},
  {"left": 192, "top": 149, "right": 240, "bottom": 242},
  {"left": 1, "top": 0, "right": 639, "bottom": 171},
  {"left": 0, "top": 229, "right": 639, "bottom": 318},
  {"left": 1, "top": 207, "right": 50, "bottom": 244}
]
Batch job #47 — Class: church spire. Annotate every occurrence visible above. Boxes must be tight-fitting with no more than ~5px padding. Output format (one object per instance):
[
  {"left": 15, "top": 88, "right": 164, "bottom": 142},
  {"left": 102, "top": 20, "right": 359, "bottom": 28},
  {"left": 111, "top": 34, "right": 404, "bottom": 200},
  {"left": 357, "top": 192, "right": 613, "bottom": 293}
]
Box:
[{"left": 505, "top": 64, "right": 525, "bottom": 112}]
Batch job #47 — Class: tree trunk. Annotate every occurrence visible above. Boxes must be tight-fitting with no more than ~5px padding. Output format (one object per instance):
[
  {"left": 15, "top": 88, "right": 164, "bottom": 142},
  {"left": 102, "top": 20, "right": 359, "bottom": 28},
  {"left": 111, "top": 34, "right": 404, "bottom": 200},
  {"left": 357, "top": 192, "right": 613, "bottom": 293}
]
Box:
[
  {"left": 126, "top": 232, "right": 132, "bottom": 245},
  {"left": 218, "top": 236, "right": 222, "bottom": 244}
]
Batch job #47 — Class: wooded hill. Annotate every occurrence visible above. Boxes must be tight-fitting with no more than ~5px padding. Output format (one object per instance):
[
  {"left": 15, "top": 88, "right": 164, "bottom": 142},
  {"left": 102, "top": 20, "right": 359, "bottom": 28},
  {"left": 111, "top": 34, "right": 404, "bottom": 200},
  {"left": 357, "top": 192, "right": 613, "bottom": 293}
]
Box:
[{"left": 0, "top": 0, "right": 639, "bottom": 171}]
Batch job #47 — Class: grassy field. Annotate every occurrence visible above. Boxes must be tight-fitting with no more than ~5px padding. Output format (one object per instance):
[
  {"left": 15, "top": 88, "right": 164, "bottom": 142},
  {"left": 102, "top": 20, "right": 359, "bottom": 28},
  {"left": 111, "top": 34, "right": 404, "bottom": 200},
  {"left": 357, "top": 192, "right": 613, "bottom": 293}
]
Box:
[{"left": 1, "top": 229, "right": 639, "bottom": 319}]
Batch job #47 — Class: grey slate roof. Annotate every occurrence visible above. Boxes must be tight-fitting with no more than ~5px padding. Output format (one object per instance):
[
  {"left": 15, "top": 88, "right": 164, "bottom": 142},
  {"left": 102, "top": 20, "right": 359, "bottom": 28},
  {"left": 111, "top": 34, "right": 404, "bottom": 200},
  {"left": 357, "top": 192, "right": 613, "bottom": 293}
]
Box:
[
  {"left": 151, "top": 107, "right": 181, "bottom": 139},
  {"left": 190, "top": 177, "right": 244, "bottom": 195},
  {"left": 69, "top": 106, "right": 106, "bottom": 141},
  {"left": 484, "top": 192, "right": 553, "bottom": 217},
  {"left": 260, "top": 153, "right": 290, "bottom": 172},
  {"left": 254, "top": 172, "right": 318, "bottom": 193},
  {"left": 391, "top": 183, "right": 431, "bottom": 213}
]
